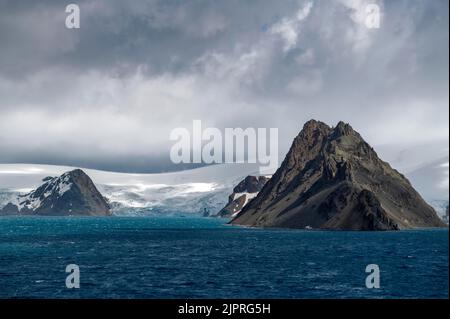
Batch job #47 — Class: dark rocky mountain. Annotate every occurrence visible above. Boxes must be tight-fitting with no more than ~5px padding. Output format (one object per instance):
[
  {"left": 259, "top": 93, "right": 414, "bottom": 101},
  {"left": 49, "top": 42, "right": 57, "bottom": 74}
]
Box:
[
  {"left": 0, "top": 169, "right": 111, "bottom": 216},
  {"left": 216, "top": 175, "right": 270, "bottom": 218},
  {"left": 231, "top": 120, "right": 446, "bottom": 230}
]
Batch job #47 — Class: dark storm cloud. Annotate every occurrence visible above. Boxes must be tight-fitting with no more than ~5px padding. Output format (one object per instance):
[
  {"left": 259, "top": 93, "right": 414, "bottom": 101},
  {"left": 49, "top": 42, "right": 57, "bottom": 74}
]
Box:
[
  {"left": 0, "top": 0, "right": 448, "bottom": 176},
  {"left": 0, "top": 0, "right": 299, "bottom": 78}
]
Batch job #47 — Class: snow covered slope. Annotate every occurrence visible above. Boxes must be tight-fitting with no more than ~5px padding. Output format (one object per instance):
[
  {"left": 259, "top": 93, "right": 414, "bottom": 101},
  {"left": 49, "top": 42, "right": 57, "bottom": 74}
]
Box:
[
  {"left": 1, "top": 156, "right": 447, "bottom": 219},
  {"left": 1, "top": 169, "right": 111, "bottom": 216},
  {"left": 216, "top": 175, "right": 270, "bottom": 218},
  {"left": 0, "top": 163, "right": 263, "bottom": 216}
]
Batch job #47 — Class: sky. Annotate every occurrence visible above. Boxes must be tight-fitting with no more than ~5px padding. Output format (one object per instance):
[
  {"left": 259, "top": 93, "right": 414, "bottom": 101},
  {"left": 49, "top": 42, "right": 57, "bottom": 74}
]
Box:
[{"left": 0, "top": 0, "right": 448, "bottom": 182}]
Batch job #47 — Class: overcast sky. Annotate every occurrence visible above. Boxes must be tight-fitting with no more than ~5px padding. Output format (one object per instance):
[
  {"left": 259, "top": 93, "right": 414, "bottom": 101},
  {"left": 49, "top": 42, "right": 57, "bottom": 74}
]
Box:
[{"left": 0, "top": 0, "right": 448, "bottom": 175}]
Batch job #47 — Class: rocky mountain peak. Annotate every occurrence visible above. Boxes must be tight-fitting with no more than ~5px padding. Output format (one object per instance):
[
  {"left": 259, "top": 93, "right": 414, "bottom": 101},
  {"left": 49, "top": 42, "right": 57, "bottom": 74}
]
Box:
[
  {"left": 333, "top": 121, "right": 354, "bottom": 136},
  {"left": 297, "top": 119, "right": 331, "bottom": 141},
  {"left": 302, "top": 119, "right": 328, "bottom": 130},
  {"left": 231, "top": 120, "right": 445, "bottom": 230}
]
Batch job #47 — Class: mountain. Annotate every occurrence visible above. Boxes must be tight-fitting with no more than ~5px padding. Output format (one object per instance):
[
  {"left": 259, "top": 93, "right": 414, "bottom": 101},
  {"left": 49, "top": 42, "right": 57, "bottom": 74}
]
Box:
[
  {"left": 231, "top": 120, "right": 446, "bottom": 230},
  {"left": 0, "top": 163, "right": 265, "bottom": 216},
  {"left": 0, "top": 169, "right": 111, "bottom": 216},
  {"left": 216, "top": 175, "right": 270, "bottom": 218}
]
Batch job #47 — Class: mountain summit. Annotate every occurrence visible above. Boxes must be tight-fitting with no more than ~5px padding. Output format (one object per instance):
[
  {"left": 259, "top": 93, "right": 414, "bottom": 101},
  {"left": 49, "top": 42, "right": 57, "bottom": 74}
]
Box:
[
  {"left": 231, "top": 120, "right": 445, "bottom": 230},
  {"left": 0, "top": 169, "right": 111, "bottom": 216}
]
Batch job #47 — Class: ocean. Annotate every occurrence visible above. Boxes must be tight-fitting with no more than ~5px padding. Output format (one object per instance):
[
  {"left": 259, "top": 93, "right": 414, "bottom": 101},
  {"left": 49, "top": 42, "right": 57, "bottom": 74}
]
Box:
[{"left": 0, "top": 216, "right": 448, "bottom": 298}]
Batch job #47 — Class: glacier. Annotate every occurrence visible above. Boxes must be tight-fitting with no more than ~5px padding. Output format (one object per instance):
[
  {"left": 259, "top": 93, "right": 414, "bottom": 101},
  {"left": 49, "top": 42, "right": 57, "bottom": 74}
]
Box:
[
  {"left": 0, "top": 163, "right": 264, "bottom": 216},
  {"left": 0, "top": 160, "right": 448, "bottom": 220}
]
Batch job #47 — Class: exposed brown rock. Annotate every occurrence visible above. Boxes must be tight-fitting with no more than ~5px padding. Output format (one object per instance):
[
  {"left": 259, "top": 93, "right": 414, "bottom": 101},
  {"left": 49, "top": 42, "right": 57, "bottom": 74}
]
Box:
[{"left": 231, "top": 120, "right": 446, "bottom": 230}]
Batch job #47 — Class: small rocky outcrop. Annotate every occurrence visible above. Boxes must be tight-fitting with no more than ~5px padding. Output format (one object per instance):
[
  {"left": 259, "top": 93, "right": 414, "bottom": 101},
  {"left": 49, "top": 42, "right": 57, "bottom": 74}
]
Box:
[{"left": 216, "top": 175, "right": 270, "bottom": 218}]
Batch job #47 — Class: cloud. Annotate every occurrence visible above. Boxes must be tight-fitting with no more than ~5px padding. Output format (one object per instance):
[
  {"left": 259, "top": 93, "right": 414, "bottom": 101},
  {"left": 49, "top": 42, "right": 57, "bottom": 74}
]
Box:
[
  {"left": 295, "top": 48, "right": 315, "bottom": 66},
  {"left": 269, "top": 1, "right": 313, "bottom": 52},
  {"left": 438, "top": 162, "right": 449, "bottom": 190},
  {"left": 0, "top": 0, "right": 448, "bottom": 174},
  {"left": 287, "top": 70, "right": 323, "bottom": 96},
  {"left": 337, "top": 0, "right": 383, "bottom": 53}
]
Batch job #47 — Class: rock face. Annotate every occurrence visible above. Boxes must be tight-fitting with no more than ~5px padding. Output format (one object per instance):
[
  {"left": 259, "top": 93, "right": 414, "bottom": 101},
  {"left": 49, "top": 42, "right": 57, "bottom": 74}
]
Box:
[
  {"left": 216, "top": 175, "right": 270, "bottom": 218},
  {"left": 0, "top": 169, "right": 111, "bottom": 216},
  {"left": 231, "top": 120, "right": 446, "bottom": 230}
]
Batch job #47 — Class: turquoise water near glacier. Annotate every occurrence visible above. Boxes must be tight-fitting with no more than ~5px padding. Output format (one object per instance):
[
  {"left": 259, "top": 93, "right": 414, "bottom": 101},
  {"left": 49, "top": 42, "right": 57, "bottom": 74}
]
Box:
[{"left": 0, "top": 216, "right": 448, "bottom": 298}]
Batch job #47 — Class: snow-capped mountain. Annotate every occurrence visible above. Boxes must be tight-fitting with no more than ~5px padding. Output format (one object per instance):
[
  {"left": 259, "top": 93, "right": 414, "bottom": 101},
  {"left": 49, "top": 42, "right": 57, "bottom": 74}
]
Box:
[
  {"left": 0, "top": 169, "right": 111, "bottom": 216},
  {"left": 216, "top": 175, "right": 270, "bottom": 218},
  {"left": 1, "top": 155, "right": 447, "bottom": 219},
  {"left": 0, "top": 163, "right": 264, "bottom": 216}
]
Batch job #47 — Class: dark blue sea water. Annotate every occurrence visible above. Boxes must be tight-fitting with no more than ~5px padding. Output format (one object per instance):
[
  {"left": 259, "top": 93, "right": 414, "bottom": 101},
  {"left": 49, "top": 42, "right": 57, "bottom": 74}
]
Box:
[{"left": 0, "top": 216, "right": 448, "bottom": 299}]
